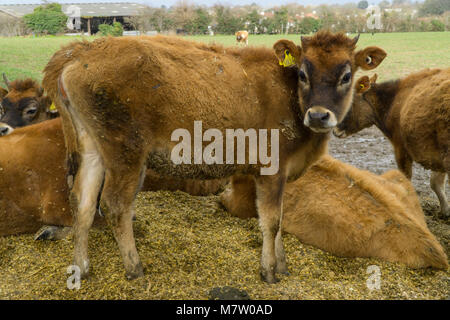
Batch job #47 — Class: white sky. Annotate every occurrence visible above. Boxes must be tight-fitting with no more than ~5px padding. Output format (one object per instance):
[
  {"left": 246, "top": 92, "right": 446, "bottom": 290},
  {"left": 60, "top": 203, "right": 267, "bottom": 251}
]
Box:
[{"left": 0, "top": 0, "right": 396, "bottom": 8}]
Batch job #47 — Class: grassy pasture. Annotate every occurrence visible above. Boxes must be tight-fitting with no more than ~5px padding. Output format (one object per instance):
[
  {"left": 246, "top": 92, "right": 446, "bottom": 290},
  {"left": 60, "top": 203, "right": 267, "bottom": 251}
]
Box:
[{"left": 0, "top": 32, "right": 449, "bottom": 86}]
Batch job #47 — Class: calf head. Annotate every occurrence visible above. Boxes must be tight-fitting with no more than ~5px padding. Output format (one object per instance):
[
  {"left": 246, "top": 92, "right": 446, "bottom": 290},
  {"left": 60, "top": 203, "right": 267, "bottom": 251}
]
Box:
[
  {"left": 273, "top": 31, "right": 386, "bottom": 133},
  {"left": 0, "top": 74, "right": 55, "bottom": 135},
  {"left": 333, "top": 74, "right": 378, "bottom": 138}
]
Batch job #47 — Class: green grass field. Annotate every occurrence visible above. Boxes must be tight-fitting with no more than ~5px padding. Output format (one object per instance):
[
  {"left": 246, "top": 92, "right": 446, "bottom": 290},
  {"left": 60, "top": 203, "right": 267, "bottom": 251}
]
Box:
[{"left": 0, "top": 32, "right": 449, "bottom": 87}]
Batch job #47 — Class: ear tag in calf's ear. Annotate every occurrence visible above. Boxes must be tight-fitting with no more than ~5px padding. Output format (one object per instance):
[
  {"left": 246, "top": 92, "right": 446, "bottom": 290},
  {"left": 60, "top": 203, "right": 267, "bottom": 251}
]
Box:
[
  {"left": 360, "top": 84, "right": 365, "bottom": 89},
  {"left": 279, "top": 50, "right": 296, "bottom": 67},
  {"left": 48, "top": 102, "right": 58, "bottom": 113}
]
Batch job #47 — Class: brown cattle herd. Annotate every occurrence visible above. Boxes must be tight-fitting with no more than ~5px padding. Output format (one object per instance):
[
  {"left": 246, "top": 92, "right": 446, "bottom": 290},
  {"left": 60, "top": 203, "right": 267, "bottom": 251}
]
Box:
[{"left": 0, "top": 31, "right": 448, "bottom": 285}]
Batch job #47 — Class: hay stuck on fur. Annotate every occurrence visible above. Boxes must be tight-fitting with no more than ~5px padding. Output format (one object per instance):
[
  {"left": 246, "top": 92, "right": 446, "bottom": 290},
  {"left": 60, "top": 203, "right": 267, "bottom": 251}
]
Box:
[{"left": 0, "top": 191, "right": 448, "bottom": 300}]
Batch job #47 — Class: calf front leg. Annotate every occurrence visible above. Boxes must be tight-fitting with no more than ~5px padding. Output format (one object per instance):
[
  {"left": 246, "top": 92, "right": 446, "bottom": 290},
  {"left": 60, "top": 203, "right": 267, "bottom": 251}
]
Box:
[
  {"left": 430, "top": 172, "right": 449, "bottom": 218},
  {"left": 394, "top": 147, "right": 413, "bottom": 179},
  {"left": 255, "top": 174, "right": 287, "bottom": 283}
]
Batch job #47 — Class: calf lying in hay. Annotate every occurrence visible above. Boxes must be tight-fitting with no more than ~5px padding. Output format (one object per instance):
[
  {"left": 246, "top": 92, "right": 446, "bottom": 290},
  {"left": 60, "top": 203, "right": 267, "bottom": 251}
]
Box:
[
  {"left": 0, "top": 118, "right": 223, "bottom": 238},
  {"left": 0, "top": 119, "right": 446, "bottom": 269},
  {"left": 0, "top": 74, "right": 57, "bottom": 136},
  {"left": 220, "top": 155, "right": 448, "bottom": 269}
]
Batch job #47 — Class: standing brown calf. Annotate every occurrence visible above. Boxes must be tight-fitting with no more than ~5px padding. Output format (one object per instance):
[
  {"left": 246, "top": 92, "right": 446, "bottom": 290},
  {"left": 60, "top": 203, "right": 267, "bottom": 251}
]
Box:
[
  {"left": 335, "top": 69, "right": 450, "bottom": 218},
  {"left": 0, "top": 74, "right": 57, "bottom": 135},
  {"left": 235, "top": 31, "right": 249, "bottom": 45},
  {"left": 43, "top": 32, "right": 385, "bottom": 282},
  {"left": 220, "top": 155, "right": 448, "bottom": 269}
]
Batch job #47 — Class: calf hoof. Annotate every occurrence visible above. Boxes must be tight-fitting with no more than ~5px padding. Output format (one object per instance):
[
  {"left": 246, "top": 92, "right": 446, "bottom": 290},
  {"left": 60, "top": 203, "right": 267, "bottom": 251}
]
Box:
[
  {"left": 260, "top": 270, "right": 279, "bottom": 284},
  {"left": 276, "top": 263, "right": 289, "bottom": 276},
  {"left": 34, "top": 226, "right": 72, "bottom": 240},
  {"left": 277, "top": 269, "right": 290, "bottom": 276},
  {"left": 126, "top": 263, "right": 144, "bottom": 280},
  {"left": 34, "top": 226, "right": 59, "bottom": 240},
  {"left": 73, "top": 260, "right": 90, "bottom": 280},
  {"left": 441, "top": 208, "right": 450, "bottom": 219}
]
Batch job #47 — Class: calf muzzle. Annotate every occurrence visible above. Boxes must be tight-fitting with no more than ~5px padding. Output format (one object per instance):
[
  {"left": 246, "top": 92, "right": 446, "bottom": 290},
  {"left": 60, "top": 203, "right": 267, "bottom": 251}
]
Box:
[
  {"left": 0, "top": 122, "right": 14, "bottom": 136},
  {"left": 304, "top": 106, "right": 337, "bottom": 133}
]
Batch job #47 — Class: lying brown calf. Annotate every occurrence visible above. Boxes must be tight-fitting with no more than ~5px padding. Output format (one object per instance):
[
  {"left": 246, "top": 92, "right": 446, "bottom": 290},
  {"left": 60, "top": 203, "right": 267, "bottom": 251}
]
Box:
[
  {"left": 0, "top": 118, "right": 71, "bottom": 236},
  {"left": 0, "top": 74, "right": 57, "bottom": 136},
  {"left": 220, "top": 155, "right": 448, "bottom": 269},
  {"left": 334, "top": 70, "right": 450, "bottom": 218},
  {"left": 1, "top": 120, "right": 446, "bottom": 269},
  {"left": 0, "top": 118, "right": 223, "bottom": 238}
]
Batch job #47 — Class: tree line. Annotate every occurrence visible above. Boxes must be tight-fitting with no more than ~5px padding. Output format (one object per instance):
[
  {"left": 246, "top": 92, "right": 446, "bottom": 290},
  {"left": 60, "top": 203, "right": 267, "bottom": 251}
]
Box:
[
  {"left": 127, "top": 0, "right": 449, "bottom": 34},
  {"left": 1, "top": 0, "right": 448, "bottom": 36}
]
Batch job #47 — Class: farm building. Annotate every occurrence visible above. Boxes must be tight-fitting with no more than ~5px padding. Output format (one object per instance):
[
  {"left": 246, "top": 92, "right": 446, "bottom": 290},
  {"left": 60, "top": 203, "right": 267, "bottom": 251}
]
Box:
[
  {"left": 0, "top": 2, "right": 149, "bottom": 35},
  {"left": 0, "top": 8, "right": 24, "bottom": 36}
]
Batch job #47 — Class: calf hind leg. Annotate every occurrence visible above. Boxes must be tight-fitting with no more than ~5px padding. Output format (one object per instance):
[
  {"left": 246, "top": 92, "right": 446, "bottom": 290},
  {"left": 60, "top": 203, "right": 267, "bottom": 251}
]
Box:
[
  {"left": 100, "top": 164, "right": 145, "bottom": 280},
  {"left": 430, "top": 171, "right": 449, "bottom": 218},
  {"left": 71, "top": 135, "right": 105, "bottom": 279}
]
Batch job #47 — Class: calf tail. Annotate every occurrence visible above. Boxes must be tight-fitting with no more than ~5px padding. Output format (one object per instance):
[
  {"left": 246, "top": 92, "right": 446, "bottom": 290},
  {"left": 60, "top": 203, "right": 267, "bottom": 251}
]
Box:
[{"left": 42, "top": 40, "right": 92, "bottom": 189}]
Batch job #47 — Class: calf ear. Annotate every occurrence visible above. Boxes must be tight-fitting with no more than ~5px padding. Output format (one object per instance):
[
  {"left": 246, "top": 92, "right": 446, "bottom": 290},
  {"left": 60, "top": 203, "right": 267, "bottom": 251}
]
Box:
[
  {"left": 369, "top": 73, "right": 378, "bottom": 83},
  {"left": 273, "top": 40, "right": 302, "bottom": 68},
  {"left": 355, "top": 76, "right": 371, "bottom": 94},
  {"left": 354, "top": 46, "right": 387, "bottom": 70},
  {"left": 40, "top": 96, "right": 56, "bottom": 113},
  {"left": 0, "top": 87, "right": 8, "bottom": 99}
]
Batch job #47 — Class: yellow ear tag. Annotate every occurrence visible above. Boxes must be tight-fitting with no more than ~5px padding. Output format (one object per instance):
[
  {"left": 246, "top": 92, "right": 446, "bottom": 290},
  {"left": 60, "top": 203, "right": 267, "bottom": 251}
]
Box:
[
  {"left": 279, "top": 50, "right": 296, "bottom": 67},
  {"left": 360, "top": 84, "right": 365, "bottom": 89},
  {"left": 49, "top": 102, "right": 56, "bottom": 111}
]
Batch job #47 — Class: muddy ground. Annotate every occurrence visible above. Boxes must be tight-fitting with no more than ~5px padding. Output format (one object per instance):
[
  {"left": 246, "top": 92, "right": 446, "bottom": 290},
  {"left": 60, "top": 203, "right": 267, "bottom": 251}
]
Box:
[{"left": 0, "top": 127, "right": 448, "bottom": 300}]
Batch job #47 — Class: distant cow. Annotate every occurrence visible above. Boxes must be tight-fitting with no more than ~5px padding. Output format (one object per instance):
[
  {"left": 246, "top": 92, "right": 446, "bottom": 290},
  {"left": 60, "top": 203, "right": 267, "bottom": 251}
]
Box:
[
  {"left": 235, "top": 31, "right": 249, "bottom": 45},
  {"left": 220, "top": 155, "right": 448, "bottom": 269},
  {"left": 43, "top": 32, "right": 386, "bottom": 282},
  {"left": 335, "top": 69, "right": 450, "bottom": 218},
  {"left": 0, "top": 74, "right": 57, "bottom": 136}
]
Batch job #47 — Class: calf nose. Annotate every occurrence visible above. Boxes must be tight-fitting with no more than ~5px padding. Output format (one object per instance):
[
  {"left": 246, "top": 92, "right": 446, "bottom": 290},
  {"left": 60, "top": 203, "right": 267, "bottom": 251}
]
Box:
[
  {"left": 304, "top": 107, "right": 337, "bottom": 132},
  {"left": 309, "top": 112, "right": 330, "bottom": 122},
  {"left": 308, "top": 111, "right": 331, "bottom": 128},
  {"left": 0, "top": 125, "right": 12, "bottom": 136}
]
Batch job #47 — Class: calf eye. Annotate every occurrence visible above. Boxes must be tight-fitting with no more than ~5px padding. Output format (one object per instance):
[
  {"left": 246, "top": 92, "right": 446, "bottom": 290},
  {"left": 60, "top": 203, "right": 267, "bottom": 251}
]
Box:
[
  {"left": 341, "top": 72, "right": 352, "bottom": 84},
  {"left": 299, "top": 70, "right": 307, "bottom": 83},
  {"left": 24, "top": 106, "right": 38, "bottom": 118}
]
